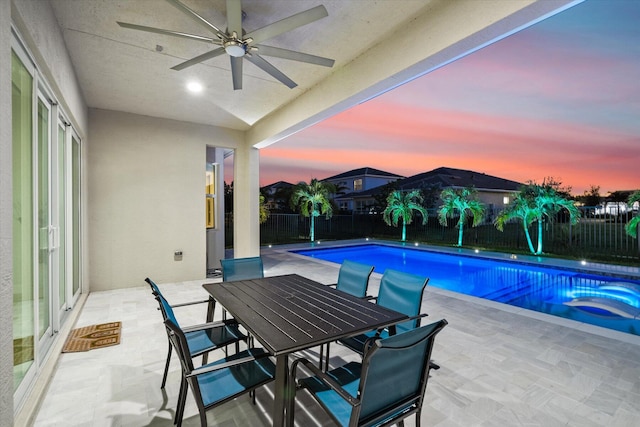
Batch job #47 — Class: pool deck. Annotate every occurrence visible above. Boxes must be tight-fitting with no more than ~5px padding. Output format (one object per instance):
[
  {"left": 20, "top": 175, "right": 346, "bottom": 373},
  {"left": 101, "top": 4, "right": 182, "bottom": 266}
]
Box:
[{"left": 33, "top": 240, "right": 640, "bottom": 426}]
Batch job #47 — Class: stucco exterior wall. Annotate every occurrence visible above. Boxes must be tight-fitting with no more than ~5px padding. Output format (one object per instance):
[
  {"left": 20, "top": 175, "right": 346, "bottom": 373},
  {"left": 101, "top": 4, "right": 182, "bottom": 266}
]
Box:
[{"left": 88, "top": 109, "right": 243, "bottom": 290}]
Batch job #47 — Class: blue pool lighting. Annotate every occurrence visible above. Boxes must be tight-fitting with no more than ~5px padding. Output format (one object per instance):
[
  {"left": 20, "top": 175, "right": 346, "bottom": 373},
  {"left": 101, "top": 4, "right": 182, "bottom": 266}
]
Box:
[{"left": 293, "top": 244, "right": 640, "bottom": 336}]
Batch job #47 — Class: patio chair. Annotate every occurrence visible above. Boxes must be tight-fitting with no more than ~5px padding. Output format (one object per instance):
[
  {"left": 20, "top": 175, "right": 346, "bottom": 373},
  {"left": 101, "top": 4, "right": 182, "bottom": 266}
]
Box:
[
  {"left": 325, "top": 269, "right": 430, "bottom": 371},
  {"left": 320, "top": 260, "right": 375, "bottom": 368},
  {"left": 329, "top": 259, "right": 375, "bottom": 298},
  {"left": 341, "top": 269, "right": 428, "bottom": 347},
  {"left": 145, "top": 278, "right": 247, "bottom": 389},
  {"left": 164, "top": 317, "right": 276, "bottom": 427},
  {"left": 290, "top": 319, "right": 448, "bottom": 427},
  {"left": 221, "top": 256, "right": 264, "bottom": 281},
  {"left": 217, "top": 256, "right": 265, "bottom": 322}
]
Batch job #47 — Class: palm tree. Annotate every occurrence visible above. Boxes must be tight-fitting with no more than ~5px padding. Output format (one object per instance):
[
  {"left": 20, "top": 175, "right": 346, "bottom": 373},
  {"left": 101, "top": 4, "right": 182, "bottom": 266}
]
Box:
[
  {"left": 438, "top": 187, "right": 485, "bottom": 247},
  {"left": 494, "top": 182, "right": 579, "bottom": 255},
  {"left": 259, "top": 194, "right": 269, "bottom": 224},
  {"left": 290, "top": 178, "right": 336, "bottom": 241},
  {"left": 624, "top": 190, "right": 640, "bottom": 239},
  {"left": 382, "top": 190, "right": 427, "bottom": 241}
]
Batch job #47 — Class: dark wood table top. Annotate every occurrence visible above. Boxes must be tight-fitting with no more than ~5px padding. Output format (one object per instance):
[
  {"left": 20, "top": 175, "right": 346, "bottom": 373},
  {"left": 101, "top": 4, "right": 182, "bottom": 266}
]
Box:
[{"left": 203, "top": 273, "right": 408, "bottom": 356}]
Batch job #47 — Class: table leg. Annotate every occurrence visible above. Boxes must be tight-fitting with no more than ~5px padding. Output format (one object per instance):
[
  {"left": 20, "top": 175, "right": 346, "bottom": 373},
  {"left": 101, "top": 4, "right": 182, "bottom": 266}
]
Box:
[{"left": 273, "top": 354, "right": 289, "bottom": 427}]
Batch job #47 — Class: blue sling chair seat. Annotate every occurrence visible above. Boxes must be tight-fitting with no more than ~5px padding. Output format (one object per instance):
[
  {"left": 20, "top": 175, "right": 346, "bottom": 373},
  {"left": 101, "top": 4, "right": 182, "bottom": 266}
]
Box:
[
  {"left": 290, "top": 319, "right": 448, "bottom": 427},
  {"left": 164, "top": 315, "right": 276, "bottom": 427},
  {"left": 145, "top": 278, "right": 247, "bottom": 390}
]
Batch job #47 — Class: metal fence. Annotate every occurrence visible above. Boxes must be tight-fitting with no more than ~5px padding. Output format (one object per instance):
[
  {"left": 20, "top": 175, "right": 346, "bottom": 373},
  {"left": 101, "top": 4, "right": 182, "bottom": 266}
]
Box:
[{"left": 225, "top": 207, "right": 640, "bottom": 263}]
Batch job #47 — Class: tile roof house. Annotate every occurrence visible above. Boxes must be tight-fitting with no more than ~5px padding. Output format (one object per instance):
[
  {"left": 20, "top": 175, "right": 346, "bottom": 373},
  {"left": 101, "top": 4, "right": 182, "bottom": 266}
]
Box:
[
  {"left": 338, "top": 166, "right": 524, "bottom": 213},
  {"left": 322, "top": 167, "right": 404, "bottom": 212}
]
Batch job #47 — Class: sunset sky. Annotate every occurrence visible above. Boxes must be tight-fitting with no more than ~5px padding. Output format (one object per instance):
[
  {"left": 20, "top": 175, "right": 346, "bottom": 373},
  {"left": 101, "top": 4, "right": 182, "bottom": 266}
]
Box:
[{"left": 254, "top": 0, "right": 640, "bottom": 196}]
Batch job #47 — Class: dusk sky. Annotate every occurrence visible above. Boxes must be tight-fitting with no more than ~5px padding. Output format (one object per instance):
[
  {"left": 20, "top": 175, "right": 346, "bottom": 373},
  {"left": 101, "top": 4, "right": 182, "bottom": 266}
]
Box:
[{"left": 252, "top": 0, "right": 640, "bottom": 196}]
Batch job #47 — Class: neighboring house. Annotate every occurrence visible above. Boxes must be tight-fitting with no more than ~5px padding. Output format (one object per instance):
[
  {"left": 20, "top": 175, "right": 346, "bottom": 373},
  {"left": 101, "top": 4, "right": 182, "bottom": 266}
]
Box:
[
  {"left": 322, "top": 167, "right": 404, "bottom": 212},
  {"left": 339, "top": 166, "right": 523, "bottom": 214},
  {"left": 261, "top": 181, "right": 294, "bottom": 212}
]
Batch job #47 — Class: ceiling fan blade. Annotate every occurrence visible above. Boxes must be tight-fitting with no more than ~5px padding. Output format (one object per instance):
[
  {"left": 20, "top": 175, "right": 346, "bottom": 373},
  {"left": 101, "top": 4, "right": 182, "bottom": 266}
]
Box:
[
  {"left": 226, "top": 0, "right": 243, "bottom": 37},
  {"left": 246, "top": 55, "right": 297, "bottom": 89},
  {"left": 246, "top": 5, "right": 328, "bottom": 45},
  {"left": 117, "top": 22, "right": 219, "bottom": 44},
  {"left": 165, "top": 0, "right": 228, "bottom": 39},
  {"left": 255, "top": 45, "right": 334, "bottom": 67},
  {"left": 171, "top": 47, "right": 226, "bottom": 71},
  {"left": 230, "top": 56, "right": 243, "bottom": 90}
]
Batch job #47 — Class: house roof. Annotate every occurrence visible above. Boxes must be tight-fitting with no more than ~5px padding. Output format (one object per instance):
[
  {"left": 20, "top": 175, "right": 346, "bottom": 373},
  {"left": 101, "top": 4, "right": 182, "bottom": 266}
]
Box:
[
  {"left": 261, "top": 181, "right": 294, "bottom": 190},
  {"left": 339, "top": 166, "right": 523, "bottom": 199},
  {"left": 397, "top": 167, "right": 523, "bottom": 192},
  {"left": 322, "top": 167, "right": 404, "bottom": 181}
]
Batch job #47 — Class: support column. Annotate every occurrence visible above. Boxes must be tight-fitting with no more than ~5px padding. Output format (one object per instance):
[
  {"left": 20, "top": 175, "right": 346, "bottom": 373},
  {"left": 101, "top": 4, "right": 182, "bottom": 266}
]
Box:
[{"left": 233, "top": 143, "right": 260, "bottom": 257}]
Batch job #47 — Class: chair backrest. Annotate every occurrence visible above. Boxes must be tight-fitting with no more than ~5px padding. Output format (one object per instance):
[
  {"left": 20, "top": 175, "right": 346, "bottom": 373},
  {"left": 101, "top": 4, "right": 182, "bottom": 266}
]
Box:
[
  {"left": 164, "top": 317, "right": 197, "bottom": 373},
  {"left": 355, "top": 319, "right": 448, "bottom": 426},
  {"left": 145, "top": 277, "right": 162, "bottom": 296},
  {"left": 221, "top": 256, "right": 264, "bottom": 281},
  {"left": 377, "top": 269, "right": 428, "bottom": 333},
  {"left": 155, "top": 292, "right": 181, "bottom": 328},
  {"left": 336, "top": 260, "right": 374, "bottom": 298}
]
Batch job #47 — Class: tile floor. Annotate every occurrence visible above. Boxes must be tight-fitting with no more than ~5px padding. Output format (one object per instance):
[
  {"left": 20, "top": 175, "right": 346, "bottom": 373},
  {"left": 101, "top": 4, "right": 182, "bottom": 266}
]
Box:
[{"left": 33, "top": 246, "right": 640, "bottom": 426}]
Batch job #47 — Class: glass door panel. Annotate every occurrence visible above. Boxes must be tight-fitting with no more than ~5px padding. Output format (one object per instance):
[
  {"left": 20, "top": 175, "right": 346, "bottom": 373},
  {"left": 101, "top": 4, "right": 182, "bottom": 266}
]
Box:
[
  {"left": 57, "top": 123, "right": 67, "bottom": 313},
  {"left": 72, "top": 134, "right": 81, "bottom": 298},
  {"left": 37, "top": 96, "right": 52, "bottom": 346},
  {"left": 11, "top": 50, "right": 35, "bottom": 390}
]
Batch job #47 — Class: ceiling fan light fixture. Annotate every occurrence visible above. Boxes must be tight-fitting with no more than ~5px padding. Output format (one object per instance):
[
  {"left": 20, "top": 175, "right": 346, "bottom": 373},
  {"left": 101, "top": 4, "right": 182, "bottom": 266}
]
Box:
[{"left": 224, "top": 40, "right": 245, "bottom": 57}]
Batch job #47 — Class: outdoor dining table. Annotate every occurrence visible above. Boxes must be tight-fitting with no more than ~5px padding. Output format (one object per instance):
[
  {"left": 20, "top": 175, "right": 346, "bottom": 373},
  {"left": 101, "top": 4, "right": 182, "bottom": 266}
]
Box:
[{"left": 202, "top": 273, "right": 409, "bottom": 427}]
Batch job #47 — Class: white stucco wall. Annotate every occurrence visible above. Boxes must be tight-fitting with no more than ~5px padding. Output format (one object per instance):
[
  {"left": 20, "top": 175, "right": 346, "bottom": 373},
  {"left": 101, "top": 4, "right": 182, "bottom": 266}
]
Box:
[{"left": 88, "top": 109, "right": 243, "bottom": 290}]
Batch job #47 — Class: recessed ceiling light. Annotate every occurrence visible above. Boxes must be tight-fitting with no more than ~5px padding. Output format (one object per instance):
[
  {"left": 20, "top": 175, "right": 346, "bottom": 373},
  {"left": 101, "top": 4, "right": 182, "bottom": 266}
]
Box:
[{"left": 186, "top": 81, "right": 203, "bottom": 93}]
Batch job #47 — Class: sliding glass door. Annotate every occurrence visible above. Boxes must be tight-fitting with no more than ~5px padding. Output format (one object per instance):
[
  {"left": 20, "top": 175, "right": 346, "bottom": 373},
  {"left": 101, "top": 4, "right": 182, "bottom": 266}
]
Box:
[
  {"left": 11, "top": 32, "right": 83, "bottom": 403},
  {"left": 12, "top": 47, "right": 36, "bottom": 392}
]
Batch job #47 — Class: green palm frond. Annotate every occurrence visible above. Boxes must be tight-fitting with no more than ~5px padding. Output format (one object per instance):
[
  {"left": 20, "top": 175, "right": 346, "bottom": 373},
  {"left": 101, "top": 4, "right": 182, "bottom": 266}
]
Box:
[
  {"left": 382, "top": 190, "right": 427, "bottom": 241},
  {"left": 290, "top": 178, "right": 335, "bottom": 241},
  {"left": 437, "top": 187, "right": 485, "bottom": 227},
  {"left": 626, "top": 216, "right": 639, "bottom": 239},
  {"left": 494, "top": 182, "right": 580, "bottom": 254},
  {"left": 625, "top": 190, "right": 640, "bottom": 238}
]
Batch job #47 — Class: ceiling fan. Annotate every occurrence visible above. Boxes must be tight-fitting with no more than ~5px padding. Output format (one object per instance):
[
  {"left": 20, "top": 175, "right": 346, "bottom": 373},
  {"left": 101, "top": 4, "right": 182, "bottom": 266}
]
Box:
[{"left": 117, "top": 0, "right": 335, "bottom": 90}]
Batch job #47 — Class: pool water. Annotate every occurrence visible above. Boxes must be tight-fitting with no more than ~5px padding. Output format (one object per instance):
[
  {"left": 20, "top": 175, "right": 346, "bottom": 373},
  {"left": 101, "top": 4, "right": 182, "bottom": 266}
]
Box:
[{"left": 293, "top": 244, "right": 640, "bottom": 336}]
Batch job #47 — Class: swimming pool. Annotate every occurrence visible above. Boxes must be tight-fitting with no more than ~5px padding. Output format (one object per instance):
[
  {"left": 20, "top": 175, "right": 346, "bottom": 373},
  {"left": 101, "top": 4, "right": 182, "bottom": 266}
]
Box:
[{"left": 293, "top": 244, "right": 640, "bottom": 336}]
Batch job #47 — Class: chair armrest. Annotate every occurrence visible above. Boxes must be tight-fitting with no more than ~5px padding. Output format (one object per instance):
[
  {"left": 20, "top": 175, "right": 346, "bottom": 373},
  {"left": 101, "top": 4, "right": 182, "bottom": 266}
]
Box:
[
  {"left": 180, "top": 319, "right": 239, "bottom": 334},
  {"left": 291, "top": 357, "right": 359, "bottom": 406},
  {"left": 187, "top": 351, "right": 272, "bottom": 377},
  {"left": 377, "top": 313, "right": 428, "bottom": 336},
  {"left": 169, "top": 298, "right": 210, "bottom": 308}
]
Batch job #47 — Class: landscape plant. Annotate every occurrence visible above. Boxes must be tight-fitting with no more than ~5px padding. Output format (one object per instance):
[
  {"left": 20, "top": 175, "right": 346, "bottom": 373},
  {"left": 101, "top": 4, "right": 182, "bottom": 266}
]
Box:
[
  {"left": 437, "top": 187, "right": 485, "bottom": 247},
  {"left": 494, "top": 181, "right": 580, "bottom": 255},
  {"left": 382, "top": 190, "right": 427, "bottom": 241},
  {"left": 624, "top": 190, "right": 640, "bottom": 239},
  {"left": 290, "top": 178, "right": 336, "bottom": 241},
  {"left": 259, "top": 194, "right": 269, "bottom": 224}
]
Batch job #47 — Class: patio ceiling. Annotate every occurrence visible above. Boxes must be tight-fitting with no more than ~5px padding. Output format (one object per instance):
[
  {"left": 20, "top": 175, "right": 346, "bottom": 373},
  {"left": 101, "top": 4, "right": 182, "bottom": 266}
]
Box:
[{"left": 48, "top": 0, "right": 580, "bottom": 147}]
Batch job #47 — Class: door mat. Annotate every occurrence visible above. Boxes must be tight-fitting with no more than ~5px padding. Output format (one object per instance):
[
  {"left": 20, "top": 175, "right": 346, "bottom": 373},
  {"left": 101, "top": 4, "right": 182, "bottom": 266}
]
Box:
[{"left": 62, "top": 322, "right": 122, "bottom": 353}]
